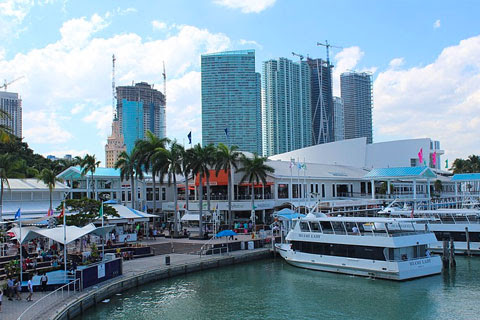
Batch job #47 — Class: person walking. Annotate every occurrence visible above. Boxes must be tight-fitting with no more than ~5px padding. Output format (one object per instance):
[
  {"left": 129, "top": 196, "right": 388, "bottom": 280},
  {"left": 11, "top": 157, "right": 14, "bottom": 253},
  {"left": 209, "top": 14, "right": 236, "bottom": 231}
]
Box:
[
  {"left": 6, "top": 277, "right": 13, "bottom": 301},
  {"left": 14, "top": 278, "right": 22, "bottom": 300},
  {"left": 41, "top": 273, "right": 48, "bottom": 292},
  {"left": 26, "top": 279, "right": 33, "bottom": 301}
]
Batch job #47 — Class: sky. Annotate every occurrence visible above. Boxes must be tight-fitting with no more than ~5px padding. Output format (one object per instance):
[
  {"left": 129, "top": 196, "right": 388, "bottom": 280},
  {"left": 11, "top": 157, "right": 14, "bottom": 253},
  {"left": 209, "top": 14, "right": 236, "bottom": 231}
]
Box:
[{"left": 1, "top": 0, "right": 480, "bottom": 167}]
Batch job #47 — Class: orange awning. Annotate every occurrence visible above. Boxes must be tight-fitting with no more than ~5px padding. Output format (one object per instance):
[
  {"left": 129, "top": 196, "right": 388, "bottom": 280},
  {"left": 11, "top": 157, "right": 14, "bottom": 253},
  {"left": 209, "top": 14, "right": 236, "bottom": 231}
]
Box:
[{"left": 195, "top": 170, "right": 230, "bottom": 186}]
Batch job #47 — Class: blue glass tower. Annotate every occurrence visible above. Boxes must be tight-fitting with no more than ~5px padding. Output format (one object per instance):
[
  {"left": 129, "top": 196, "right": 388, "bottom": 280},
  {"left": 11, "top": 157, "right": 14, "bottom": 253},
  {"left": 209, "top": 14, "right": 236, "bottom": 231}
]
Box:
[{"left": 201, "top": 50, "right": 262, "bottom": 154}]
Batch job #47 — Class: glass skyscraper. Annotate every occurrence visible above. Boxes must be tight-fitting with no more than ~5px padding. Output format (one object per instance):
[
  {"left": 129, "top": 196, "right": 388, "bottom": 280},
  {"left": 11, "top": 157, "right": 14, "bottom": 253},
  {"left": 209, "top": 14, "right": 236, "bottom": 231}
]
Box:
[
  {"left": 117, "top": 82, "right": 166, "bottom": 153},
  {"left": 341, "top": 72, "right": 373, "bottom": 143},
  {"left": 0, "top": 91, "right": 22, "bottom": 138},
  {"left": 262, "top": 58, "right": 312, "bottom": 156},
  {"left": 333, "top": 96, "right": 345, "bottom": 141},
  {"left": 201, "top": 50, "right": 262, "bottom": 154}
]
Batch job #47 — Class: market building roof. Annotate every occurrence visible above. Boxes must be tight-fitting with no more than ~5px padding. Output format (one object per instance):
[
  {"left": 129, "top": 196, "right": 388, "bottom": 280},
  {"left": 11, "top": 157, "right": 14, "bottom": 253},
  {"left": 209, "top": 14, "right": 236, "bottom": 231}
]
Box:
[{"left": 364, "top": 166, "right": 437, "bottom": 180}]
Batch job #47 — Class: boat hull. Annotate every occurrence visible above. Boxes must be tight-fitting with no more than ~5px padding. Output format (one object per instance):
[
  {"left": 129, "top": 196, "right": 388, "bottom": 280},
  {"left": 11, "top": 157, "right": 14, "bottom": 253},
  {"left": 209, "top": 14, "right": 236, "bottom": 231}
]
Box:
[{"left": 276, "top": 244, "right": 442, "bottom": 281}]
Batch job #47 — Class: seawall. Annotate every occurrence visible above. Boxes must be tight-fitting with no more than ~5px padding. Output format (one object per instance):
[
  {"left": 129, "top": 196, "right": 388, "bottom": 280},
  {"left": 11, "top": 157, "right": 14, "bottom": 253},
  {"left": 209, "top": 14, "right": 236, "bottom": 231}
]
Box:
[{"left": 52, "top": 249, "right": 272, "bottom": 320}]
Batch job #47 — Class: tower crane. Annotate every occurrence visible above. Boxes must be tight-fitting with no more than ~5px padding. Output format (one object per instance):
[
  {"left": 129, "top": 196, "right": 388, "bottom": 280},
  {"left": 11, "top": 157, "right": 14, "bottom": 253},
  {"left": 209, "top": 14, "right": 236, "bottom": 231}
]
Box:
[
  {"left": 162, "top": 61, "right": 166, "bottom": 104},
  {"left": 291, "top": 52, "right": 305, "bottom": 61},
  {"left": 316, "top": 40, "right": 342, "bottom": 64},
  {"left": 0, "top": 76, "right": 25, "bottom": 91}
]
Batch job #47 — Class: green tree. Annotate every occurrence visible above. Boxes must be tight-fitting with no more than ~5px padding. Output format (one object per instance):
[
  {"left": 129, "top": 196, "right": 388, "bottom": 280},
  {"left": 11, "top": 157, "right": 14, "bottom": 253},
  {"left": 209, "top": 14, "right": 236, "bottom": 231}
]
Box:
[
  {"left": 80, "top": 154, "right": 100, "bottom": 199},
  {"left": 38, "top": 168, "right": 63, "bottom": 214},
  {"left": 189, "top": 143, "right": 213, "bottom": 237},
  {"left": 57, "top": 198, "right": 118, "bottom": 227},
  {"left": 238, "top": 154, "right": 274, "bottom": 229},
  {"left": 451, "top": 155, "right": 480, "bottom": 173},
  {"left": 0, "top": 154, "right": 24, "bottom": 220},
  {"left": 434, "top": 179, "right": 443, "bottom": 195},
  {"left": 214, "top": 143, "right": 241, "bottom": 227},
  {"left": 115, "top": 149, "right": 142, "bottom": 209},
  {"left": 0, "top": 109, "right": 12, "bottom": 143},
  {"left": 135, "top": 131, "right": 169, "bottom": 213},
  {"left": 156, "top": 141, "right": 184, "bottom": 236}
]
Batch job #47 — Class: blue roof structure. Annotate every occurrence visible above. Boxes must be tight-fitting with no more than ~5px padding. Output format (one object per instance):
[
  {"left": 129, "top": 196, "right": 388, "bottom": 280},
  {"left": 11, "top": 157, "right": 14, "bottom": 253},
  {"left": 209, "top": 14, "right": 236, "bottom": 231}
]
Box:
[
  {"left": 58, "top": 166, "right": 121, "bottom": 179},
  {"left": 364, "top": 167, "right": 436, "bottom": 180},
  {"left": 451, "top": 173, "right": 480, "bottom": 181}
]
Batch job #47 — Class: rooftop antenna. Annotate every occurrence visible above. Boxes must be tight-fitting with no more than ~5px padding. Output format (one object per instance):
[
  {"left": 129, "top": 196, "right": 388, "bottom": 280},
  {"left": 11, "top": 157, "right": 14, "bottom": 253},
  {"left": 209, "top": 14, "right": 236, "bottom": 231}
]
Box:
[
  {"left": 112, "top": 54, "right": 117, "bottom": 120},
  {"left": 316, "top": 40, "right": 342, "bottom": 65},
  {"left": 162, "top": 61, "right": 167, "bottom": 105}
]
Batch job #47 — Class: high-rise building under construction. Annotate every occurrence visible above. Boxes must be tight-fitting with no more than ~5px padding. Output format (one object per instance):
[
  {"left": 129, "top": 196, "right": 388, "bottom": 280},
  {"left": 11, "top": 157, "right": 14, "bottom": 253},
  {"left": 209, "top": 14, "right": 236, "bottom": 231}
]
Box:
[
  {"left": 116, "top": 82, "right": 166, "bottom": 153},
  {"left": 306, "top": 58, "right": 334, "bottom": 145},
  {"left": 0, "top": 91, "right": 22, "bottom": 138}
]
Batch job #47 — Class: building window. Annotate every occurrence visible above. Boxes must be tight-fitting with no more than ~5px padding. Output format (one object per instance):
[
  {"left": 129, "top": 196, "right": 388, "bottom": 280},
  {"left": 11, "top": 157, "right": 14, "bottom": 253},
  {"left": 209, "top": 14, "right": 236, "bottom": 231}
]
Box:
[
  {"left": 146, "top": 188, "right": 153, "bottom": 201},
  {"left": 410, "top": 158, "right": 418, "bottom": 167},
  {"left": 162, "top": 187, "right": 166, "bottom": 201},
  {"left": 332, "top": 184, "right": 336, "bottom": 197},
  {"left": 278, "top": 184, "right": 288, "bottom": 199},
  {"left": 322, "top": 184, "right": 325, "bottom": 198}
]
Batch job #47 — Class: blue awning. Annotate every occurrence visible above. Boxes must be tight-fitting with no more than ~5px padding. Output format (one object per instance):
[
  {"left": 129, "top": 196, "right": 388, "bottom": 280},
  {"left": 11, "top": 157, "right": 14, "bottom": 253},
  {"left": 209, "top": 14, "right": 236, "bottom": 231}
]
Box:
[
  {"left": 364, "top": 166, "right": 436, "bottom": 180},
  {"left": 451, "top": 173, "right": 480, "bottom": 181}
]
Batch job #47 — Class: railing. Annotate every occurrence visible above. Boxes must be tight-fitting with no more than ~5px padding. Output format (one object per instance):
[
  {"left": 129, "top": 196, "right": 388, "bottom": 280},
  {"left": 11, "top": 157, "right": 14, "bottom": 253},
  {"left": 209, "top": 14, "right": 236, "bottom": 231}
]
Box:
[{"left": 18, "top": 278, "right": 81, "bottom": 320}]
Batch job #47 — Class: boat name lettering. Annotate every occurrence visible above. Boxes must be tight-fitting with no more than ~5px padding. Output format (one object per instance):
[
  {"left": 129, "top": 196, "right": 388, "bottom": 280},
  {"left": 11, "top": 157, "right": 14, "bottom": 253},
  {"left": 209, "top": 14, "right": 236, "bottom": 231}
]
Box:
[
  {"left": 409, "top": 258, "right": 431, "bottom": 266},
  {"left": 298, "top": 233, "right": 322, "bottom": 238}
]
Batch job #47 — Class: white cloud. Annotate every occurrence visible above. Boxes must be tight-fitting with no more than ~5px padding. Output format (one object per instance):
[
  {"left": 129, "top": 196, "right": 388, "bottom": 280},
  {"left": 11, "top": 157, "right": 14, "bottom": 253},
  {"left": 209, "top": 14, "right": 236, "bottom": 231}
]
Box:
[
  {"left": 214, "top": 0, "right": 276, "bottom": 13},
  {"left": 388, "top": 57, "right": 404, "bottom": 68},
  {"left": 152, "top": 20, "right": 167, "bottom": 30},
  {"left": 239, "top": 39, "right": 262, "bottom": 49},
  {"left": 0, "top": 14, "right": 233, "bottom": 162},
  {"left": 373, "top": 34, "right": 480, "bottom": 164},
  {"left": 433, "top": 19, "right": 441, "bottom": 29},
  {"left": 332, "top": 46, "right": 364, "bottom": 96}
]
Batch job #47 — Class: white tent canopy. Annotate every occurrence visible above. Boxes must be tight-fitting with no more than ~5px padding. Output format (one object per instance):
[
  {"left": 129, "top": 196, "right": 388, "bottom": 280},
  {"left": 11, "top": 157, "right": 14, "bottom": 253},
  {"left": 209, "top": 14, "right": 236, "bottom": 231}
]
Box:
[
  {"left": 9, "top": 223, "right": 114, "bottom": 245},
  {"left": 105, "top": 204, "right": 157, "bottom": 223}
]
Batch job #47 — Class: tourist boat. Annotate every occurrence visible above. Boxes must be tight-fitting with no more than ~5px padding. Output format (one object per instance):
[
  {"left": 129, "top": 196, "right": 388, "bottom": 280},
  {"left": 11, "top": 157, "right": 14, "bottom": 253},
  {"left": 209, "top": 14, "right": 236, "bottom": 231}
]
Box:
[
  {"left": 379, "top": 203, "right": 480, "bottom": 255},
  {"left": 275, "top": 214, "right": 442, "bottom": 280}
]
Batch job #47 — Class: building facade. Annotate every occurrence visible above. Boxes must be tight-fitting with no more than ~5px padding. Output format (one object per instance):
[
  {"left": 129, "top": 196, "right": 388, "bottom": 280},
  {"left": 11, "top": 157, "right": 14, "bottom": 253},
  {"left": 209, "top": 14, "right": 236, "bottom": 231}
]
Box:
[
  {"left": 105, "top": 119, "right": 126, "bottom": 168},
  {"left": 201, "top": 50, "right": 262, "bottom": 154},
  {"left": 0, "top": 91, "right": 22, "bottom": 138},
  {"left": 117, "top": 82, "right": 166, "bottom": 153},
  {"left": 262, "top": 58, "right": 312, "bottom": 156},
  {"left": 341, "top": 71, "right": 373, "bottom": 143},
  {"left": 333, "top": 96, "right": 345, "bottom": 141},
  {"left": 306, "top": 58, "right": 334, "bottom": 145}
]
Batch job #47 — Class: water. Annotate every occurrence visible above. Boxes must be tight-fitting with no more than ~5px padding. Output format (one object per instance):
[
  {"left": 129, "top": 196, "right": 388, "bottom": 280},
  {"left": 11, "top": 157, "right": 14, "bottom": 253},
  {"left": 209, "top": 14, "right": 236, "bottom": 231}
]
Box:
[{"left": 80, "top": 257, "right": 480, "bottom": 320}]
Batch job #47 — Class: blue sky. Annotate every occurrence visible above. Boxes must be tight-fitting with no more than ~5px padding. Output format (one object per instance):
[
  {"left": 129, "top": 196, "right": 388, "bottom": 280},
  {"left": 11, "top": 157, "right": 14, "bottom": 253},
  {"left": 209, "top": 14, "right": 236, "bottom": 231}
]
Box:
[{"left": 1, "top": 0, "right": 480, "bottom": 167}]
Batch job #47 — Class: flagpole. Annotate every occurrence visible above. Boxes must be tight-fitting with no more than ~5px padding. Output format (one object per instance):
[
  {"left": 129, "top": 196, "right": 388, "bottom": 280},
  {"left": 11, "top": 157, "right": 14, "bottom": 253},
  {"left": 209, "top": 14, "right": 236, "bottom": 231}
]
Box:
[
  {"left": 290, "top": 159, "right": 294, "bottom": 210},
  {"left": 102, "top": 201, "right": 105, "bottom": 261},
  {"left": 304, "top": 157, "right": 307, "bottom": 209},
  {"left": 19, "top": 209, "right": 22, "bottom": 283},
  {"left": 63, "top": 200, "right": 67, "bottom": 282},
  {"left": 297, "top": 157, "right": 301, "bottom": 211}
]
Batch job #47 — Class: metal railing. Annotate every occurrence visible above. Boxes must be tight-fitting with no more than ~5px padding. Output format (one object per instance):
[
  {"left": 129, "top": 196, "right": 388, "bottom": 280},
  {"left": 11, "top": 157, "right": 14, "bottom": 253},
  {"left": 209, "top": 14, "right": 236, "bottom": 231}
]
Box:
[{"left": 18, "top": 278, "right": 81, "bottom": 320}]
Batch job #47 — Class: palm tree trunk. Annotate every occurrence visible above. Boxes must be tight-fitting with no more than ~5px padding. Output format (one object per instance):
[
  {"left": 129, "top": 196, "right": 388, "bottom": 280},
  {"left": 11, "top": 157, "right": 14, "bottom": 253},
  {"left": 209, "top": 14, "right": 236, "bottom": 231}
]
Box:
[
  {"left": 206, "top": 176, "right": 211, "bottom": 214},
  {"left": 251, "top": 182, "right": 255, "bottom": 232},
  {"left": 185, "top": 173, "right": 189, "bottom": 211},
  {"left": 227, "top": 169, "right": 232, "bottom": 228},
  {"left": 131, "top": 174, "right": 135, "bottom": 209},
  {"left": 91, "top": 172, "right": 95, "bottom": 200},
  {"left": 199, "top": 175, "right": 204, "bottom": 237},
  {"left": 173, "top": 175, "right": 178, "bottom": 237},
  {"left": 0, "top": 180, "right": 4, "bottom": 221},
  {"left": 49, "top": 187, "right": 53, "bottom": 212},
  {"left": 152, "top": 173, "right": 157, "bottom": 213}
]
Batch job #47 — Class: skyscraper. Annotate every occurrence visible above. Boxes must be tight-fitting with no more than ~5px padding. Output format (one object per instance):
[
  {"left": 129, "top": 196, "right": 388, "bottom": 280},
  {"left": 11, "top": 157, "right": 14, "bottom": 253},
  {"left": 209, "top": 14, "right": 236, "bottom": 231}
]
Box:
[
  {"left": 333, "top": 96, "right": 344, "bottom": 141},
  {"left": 341, "top": 72, "right": 373, "bottom": 143},
  {"left": 306, "top": 58, "right": 334, "bottom": 145},
  {"left": 0, "top": 91, "right": 22, "bottom": 138},
  {"left": 116, "top": 82, "right": 166, "bottom": 153},
  {"left": 201, "top": 50, "right": 262, "bottom": 154},
  {"left": 105, "top": 119, "right": 126, "bottom": 168},
  {"left": 262, "top": 58, "right": 312, "bottom": 156}
]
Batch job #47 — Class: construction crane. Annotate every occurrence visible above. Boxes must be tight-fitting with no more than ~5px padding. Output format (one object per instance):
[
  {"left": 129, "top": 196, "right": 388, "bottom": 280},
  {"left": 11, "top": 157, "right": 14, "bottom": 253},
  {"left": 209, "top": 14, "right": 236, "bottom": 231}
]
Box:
[
  {"left": 0, "top": 76, "right": 24, "bottom": 91},
  {"left": 162, "top": 61, "right": 166, "bottom": 104},
  {"left": 112, "top": 54, "right": 117, "bottom": 120},
  {"left": 316, "top": 40, "right": 342, "bottom": 64},
  {"left": 291, "top": 52, "right": 305, "bottom": 61}
]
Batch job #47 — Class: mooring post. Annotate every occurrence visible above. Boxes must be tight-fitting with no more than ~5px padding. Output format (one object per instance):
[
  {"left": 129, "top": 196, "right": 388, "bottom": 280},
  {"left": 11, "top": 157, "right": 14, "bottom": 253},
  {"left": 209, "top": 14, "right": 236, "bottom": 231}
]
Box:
[
  {"left": 465, "top": 227, "right": 471, "bottom": 257},
  {"left": 449, "top": 237, "right": 456, "bottom": 267},
  {"left": 442, "top": 239, "right": 449, "bottom": 268}
]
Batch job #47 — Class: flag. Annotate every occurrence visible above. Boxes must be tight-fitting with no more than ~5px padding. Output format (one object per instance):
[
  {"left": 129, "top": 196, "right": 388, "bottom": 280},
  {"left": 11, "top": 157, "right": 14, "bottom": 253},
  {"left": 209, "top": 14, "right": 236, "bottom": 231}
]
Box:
[
  {"left": 297, "top": 162, "right": 302, "bottom": 170},
  {"left": 432, "top": 151, "right": 437, "bottom": 166},
  {"left": 99, "top": 203, "right": 103, "bottom": 219},
  {"left": 410, "top": 206, "right": 414, "bottom": 219},
  {"left": 418, "top": 148, "right": 423, "bottom": 165},
  {"left": 136, "top": 224, "right": 140, "bottom": 231},
  {"left": 58, "top": 206, "right": 64, "bottom": 219},
  {"left": 14, "top": 208, "right": 21, "bottom": 220},
  {"left": 47, "top": 208, "right": 53, "bottom": 217},
  {"left": 187, "top": 131, "right": 192, "bottom": 144},
  {"left": 289, "top": 160, "right": 295, "bottom": 168},
  {"left": 143, "top": 204, "right": 147, "bottom": 212},
  {"left": 224, "top": 128, "right": 228, "bottom": 139},
  {"left": 445, "top": 159, "right": 449, "bottom": 169},
  {"left": 302, "top": 163, "right": 307, "bottom": 170}
]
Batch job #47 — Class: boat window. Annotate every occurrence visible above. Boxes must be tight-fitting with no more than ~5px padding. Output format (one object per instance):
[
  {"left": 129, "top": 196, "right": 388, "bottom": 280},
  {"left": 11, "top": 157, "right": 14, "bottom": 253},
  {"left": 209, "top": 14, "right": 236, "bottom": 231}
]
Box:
[
  {"left": 344, "top": 222, "right": 358, "bottom": 233},
  {"left": 320, "top": 221, "right": 333, "bottom": 233},
  {"left": 300, "top": 222, "right": 310, "bottom": 232},
  {"left": 331, "top": 222, "right": 346, "bottom": 234},
  {"left": 310, "top": 222, "right": 321, "bottom": 232},
  {"left": 291, "top": 241, "right": 386, "bottom": 261}
]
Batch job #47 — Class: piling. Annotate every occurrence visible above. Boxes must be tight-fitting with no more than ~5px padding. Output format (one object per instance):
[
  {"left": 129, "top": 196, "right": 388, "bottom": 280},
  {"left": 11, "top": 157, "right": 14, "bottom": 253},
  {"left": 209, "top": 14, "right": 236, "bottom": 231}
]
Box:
[
  {"left": 442, "top": 239, "right": 449, "bottom": 268},
  {"left": 449, "top": 237, "right": 456, "bottom": 268},
  {"left": 465, "top": 227, "right": 471, "bottom": 256}
]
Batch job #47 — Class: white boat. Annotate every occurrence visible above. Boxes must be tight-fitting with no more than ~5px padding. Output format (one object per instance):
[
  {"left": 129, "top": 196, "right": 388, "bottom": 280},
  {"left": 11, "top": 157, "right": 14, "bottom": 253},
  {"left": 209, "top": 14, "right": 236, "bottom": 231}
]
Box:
[
  {"left": 379, "top": 204, "right": 480, "bottom": 255},
  {"left": 275, "top": 215, "right": 442, "bottom": 280}
]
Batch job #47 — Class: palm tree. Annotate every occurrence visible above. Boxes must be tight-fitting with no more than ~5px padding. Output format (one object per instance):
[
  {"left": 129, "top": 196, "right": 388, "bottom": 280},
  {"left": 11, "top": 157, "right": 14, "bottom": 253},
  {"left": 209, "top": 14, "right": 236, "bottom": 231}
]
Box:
[
  {"left": 202, "top": 144, "right": 216, "bottom": 215},
  {"left": 215, "top": 143, "right": 241, "bottom": 227},
  {"left": 135, "top": 131, "right": 169, "bottom": 213},
  {"left": 156, "top": 141, "right": 184, "bottom": 237},
  {"left": 115, "top": 150, "right": 139, "bottom": 209},
  {"left": 80, "top": 154, "right": 100, "bottom": 199},
  {"left": 38, "top": 168, "right": 63, "bottom": 214},
  {"left": 237, "top": 154, "right": 274, "bottom": 230},
  {"left": 189, "top": 143, "right": 213, "bottom": 237},
  {"left": 0, "top": 109, "right": 12, "bottom": 143},
  {"left": 0, "top": 154, "right": 23, "bottom": 221}
]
